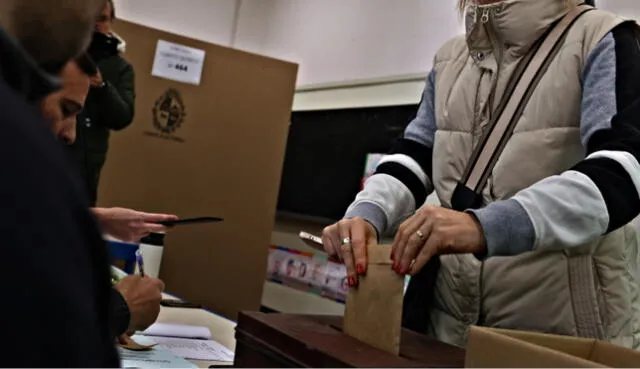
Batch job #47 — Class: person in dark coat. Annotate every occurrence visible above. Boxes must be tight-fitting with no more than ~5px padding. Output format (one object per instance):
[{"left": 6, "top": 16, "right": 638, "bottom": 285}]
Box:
[
  {"left": 0, "top": 0, "right": 121, "bottom": 366},
  {"left": 68, "top": 0, "right": 135, "bottom": 206}
]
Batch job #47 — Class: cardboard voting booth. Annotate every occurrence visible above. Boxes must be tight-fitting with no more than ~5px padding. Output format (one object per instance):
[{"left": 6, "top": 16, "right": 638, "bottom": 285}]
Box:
[{"left": 98, "top": 19, "right": 298, "bottom": 320}]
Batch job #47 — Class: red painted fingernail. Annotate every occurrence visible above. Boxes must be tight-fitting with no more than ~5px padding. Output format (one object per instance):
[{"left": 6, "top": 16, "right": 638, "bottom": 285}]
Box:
[
  {"left": 348, "top": 276, "right": 356, "bottom": 287},
  {"left": 356, "top": 264, "right": 365, "bottom": 275},
  {"left": 354, "top": 276, "right": 359, "bottom": 287}
]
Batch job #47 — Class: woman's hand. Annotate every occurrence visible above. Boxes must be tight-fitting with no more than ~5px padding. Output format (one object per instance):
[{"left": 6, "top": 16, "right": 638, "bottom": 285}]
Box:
[
  {"left": 392, "top": 205, "right": 486, "bottom": 275},
  {"left": 322, "top": 217, "right": 378, "bottom": 287},
  {"left": 93, "top": 207, "right": 178, "bottom": 242}
]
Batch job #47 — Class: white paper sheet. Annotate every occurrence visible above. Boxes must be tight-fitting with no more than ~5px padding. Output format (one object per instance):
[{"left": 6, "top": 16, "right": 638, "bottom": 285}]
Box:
[
  {"left": 130, "top": 334, "right": 158, "bottom": 346},
  {"left": 151, "top": 39, "right": 206, "bottom": 85},
  {"left": 141, "top": 322, "right": 212, "bottom": 340},
  {"left": 151, "top": 336, "right": 235, "bottom": 362},
  {"left": 118, "top": 346, "right": 197, "bottom": 368}
]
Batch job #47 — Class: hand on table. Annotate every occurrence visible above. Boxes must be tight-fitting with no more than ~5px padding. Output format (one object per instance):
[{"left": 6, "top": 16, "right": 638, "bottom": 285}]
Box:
[
  {"left": 93, "top": 207, "right": 178, "bottom": 242},
  {"left": 392, "top": 205, "right": 486, "bottom": 275},
  {"left": 115, "top": 275, "right": 165, "bottom": 333},
  {"left": 322, "top": 217, "right": 378, "bottom": 288}
]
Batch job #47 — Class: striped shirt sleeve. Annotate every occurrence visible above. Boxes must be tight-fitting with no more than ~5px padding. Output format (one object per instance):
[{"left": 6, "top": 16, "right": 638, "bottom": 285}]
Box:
[
  {"left": 344, "top": 71, "right": 437, "bottom": 235},
  {"left": 471, "top": 22, "right": 640, "bottom": 256}
]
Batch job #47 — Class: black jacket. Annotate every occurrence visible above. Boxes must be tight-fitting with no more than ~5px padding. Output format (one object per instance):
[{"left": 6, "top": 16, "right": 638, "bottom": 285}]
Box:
[
  {"left": 68, "top": 36, "right": 135, "bottom": 206},
  {"left": 0, "top": 27, "right": 119, "bottom": 367}
]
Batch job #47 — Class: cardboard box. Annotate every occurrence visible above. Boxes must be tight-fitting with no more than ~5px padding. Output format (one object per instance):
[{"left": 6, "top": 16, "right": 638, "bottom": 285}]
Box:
[{"left": 466, "top": 326, "right": 640, "bottom": 368}]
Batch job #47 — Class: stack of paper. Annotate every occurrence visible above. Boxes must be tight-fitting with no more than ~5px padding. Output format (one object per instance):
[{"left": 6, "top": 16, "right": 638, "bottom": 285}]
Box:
[
  {"left": 142, "top": 322, "right": 212, "bottom": 340},
  {"left": 135, "top": 323, "right": 234, "bottom": 363}
]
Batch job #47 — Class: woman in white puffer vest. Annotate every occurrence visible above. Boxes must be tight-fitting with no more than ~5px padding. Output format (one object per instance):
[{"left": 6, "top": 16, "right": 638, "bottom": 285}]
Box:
[{"left": 323, "top": 0, "right": 640, "bottom": 349}]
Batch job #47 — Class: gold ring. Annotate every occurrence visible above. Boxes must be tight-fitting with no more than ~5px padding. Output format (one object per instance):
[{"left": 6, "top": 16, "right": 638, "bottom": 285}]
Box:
[{"left": 416, "top": 230, "right": 425, "bottom": 239}]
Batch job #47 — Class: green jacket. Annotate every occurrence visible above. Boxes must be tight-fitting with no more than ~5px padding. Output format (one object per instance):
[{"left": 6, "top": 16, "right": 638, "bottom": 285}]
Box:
[{"left": 68, "top": 54, "right": 135, "bottom": 206}]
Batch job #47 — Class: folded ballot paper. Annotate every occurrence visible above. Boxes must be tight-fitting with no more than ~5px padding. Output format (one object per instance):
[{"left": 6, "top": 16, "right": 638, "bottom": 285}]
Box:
[{"left": 141, "top": 322, "right": 212, "bottom": 340}]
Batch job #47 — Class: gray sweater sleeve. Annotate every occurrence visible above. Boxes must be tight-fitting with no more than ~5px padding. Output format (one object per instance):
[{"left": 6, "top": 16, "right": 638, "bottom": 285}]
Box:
[
  {"left": 471, "top": 24, "right": 640, "bottom": 256},
  {"left": 345, "top": 71, "right": 437, "bottom": 235}
]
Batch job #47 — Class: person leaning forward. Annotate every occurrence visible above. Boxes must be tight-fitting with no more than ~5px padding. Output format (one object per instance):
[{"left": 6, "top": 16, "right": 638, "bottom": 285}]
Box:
[
  {"left": 0, "top": 0, "right": 123, "bottom": 366},
  {"left": 40, "top": 54, "right": 177, "bottom": 339}
]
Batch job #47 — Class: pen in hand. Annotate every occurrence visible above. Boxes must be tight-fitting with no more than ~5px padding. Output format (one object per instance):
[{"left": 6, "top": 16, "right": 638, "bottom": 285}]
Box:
[{"left": 135, "top": 249, "right": 145, "bottom": 277}]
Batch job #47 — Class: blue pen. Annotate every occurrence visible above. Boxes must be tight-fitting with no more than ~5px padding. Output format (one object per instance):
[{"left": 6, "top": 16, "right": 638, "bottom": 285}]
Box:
[{"left": 135, "top": 249, "right": 145, "bottom": 277}]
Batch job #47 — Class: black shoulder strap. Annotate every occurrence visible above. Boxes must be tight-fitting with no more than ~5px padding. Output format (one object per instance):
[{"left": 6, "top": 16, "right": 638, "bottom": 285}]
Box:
[{"left": 451, "top": 5, "right": 593, "bottom": 211}]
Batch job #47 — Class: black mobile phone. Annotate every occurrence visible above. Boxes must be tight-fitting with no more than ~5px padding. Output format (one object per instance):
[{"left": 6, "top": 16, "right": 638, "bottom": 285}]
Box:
[
  {"left": 158, "top": 217, "right": 223, "bottom": 227},
  {"left": 160, "top": 299, "right": 203, "bottom": 309}
]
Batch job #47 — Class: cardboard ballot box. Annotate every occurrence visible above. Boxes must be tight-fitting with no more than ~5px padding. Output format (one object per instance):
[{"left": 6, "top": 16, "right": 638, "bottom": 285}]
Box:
[
  {"left": 233, "top": 312, "right": 465, "bottom": 367},
  {"left": 466, "top": 326, "right": 640, "bottom": 368}
]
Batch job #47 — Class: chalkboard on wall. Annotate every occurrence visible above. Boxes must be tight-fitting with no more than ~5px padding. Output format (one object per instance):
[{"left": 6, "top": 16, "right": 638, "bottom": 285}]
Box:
[{"left": 276, "top": 104, "right": 420, "bottom": 223}]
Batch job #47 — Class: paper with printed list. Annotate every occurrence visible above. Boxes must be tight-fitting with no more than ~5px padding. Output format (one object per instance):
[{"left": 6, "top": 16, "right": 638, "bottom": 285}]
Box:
[
  {"left": 118, "top": 345, "right": 196, "bottom": 368},
  {"left": 151, "top": 336, "right": 235, "bottom": 362}
]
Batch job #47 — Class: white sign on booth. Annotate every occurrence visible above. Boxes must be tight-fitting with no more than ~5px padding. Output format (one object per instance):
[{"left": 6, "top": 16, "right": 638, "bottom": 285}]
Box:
[{"left": 151, "top": 39, "right": 206, "bottom": 85}]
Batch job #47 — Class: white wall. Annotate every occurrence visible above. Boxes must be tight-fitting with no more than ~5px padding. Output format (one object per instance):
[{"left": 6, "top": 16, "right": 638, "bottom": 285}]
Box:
[
  {"left": 292, "top": 78, "right": 425, "bottom": 111},
  {"left": 599, "top": 0, "right": 640, "bottom": 19},
  {"left": 235, "top": 0, "right": 464, "bottom": 87},
  {"left": 111, "top": 0, "right": 640, "bottom": 89},
  {"left": 112, "top": 0, "right": 240, "bottom": 46},
  {"left": 112, "top": 0, "right": 464, "bottom": 88}
]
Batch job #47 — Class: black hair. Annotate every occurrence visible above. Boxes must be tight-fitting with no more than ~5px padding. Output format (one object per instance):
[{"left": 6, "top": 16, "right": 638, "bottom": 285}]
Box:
[
  {"left": 108, "top": 0, "right": 116, "bottom": 20},
  {"left": 74, "top": 53, "right": 99, "bottom": 77}
]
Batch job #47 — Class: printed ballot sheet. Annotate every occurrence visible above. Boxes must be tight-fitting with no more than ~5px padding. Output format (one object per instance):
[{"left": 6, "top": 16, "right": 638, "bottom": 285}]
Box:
[
  {"left": 151, "top": 336, "right": 235, "bottom": 362},
  {"left": 118, "top": 346, "right": 197, "bottom": 368}
]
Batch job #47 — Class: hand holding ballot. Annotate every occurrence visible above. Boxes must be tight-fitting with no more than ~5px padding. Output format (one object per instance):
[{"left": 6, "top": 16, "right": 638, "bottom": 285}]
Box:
[
  {"left": 92, "top": 207, "right": 178, "bottom": 242},
  {"left": 322, "top": 217, "right": 378, "bottom": 288}
]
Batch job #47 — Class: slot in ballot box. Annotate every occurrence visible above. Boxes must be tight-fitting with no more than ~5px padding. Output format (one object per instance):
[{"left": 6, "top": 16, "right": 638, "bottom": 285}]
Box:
[{"left": 233, "top": 312, "right": 465, "bottom": 368}]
